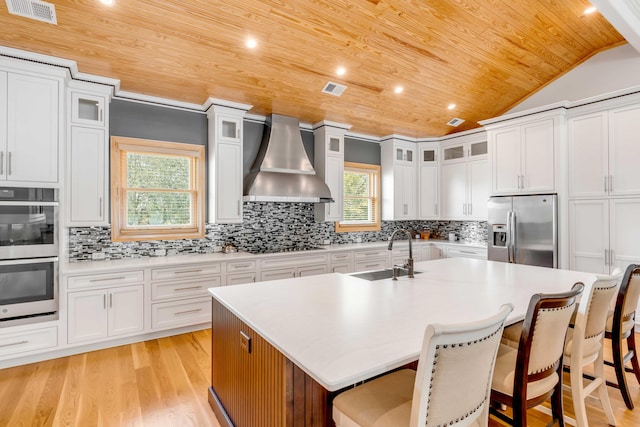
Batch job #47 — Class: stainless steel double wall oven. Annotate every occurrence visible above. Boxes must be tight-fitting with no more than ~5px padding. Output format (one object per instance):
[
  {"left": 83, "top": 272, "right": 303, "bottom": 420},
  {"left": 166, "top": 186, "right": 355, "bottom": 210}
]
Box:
[{"left": 0, "top": 187, "right": 59, "bottom": 322}]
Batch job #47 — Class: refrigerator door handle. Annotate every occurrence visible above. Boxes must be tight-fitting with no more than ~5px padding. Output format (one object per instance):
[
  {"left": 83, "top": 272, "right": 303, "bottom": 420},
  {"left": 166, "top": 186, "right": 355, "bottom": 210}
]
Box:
[
  {"left": 506, "top": 211, "right": 512, "bottom": 263},
  {"left": 604, "top": 249, "right": 609, "bottom": 266},
  {"left": 509, "top": 211, "right": 517, "bottom": 263}
]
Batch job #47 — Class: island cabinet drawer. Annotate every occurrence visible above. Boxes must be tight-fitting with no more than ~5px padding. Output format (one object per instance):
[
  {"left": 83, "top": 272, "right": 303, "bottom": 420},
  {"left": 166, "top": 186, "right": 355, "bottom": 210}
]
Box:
[
  {"left": 330, "top": 252, "right": 352, "bottom": 263},
  {"left": 151, "top": 264, "right": 221, "bottom": 281},
  {"left": 151, "top": 277, "right": 220, "bottom": 301},
  {"left": 0, "top": 326, "right": 57, "bottom": 358},
  {"left": 151, "top": 297, "right": 211, "bottom": 330},
  {"left": 260, "top": 254, "right": 328, "bottom": 270},
  {"left": 354, "top": 258, "right": 388, "bottom": 272},
  {"left": 445, "top": 246, "right": 487, "bottom": 259},
  {"left": 67, "top": 270, "right": 144, "bottom": 290},
  {"left": 225, "top": 260, "right": 256, "bottom": 273},
  {"left": 354, "top": 249, "right": 388, "bottom": 260}
]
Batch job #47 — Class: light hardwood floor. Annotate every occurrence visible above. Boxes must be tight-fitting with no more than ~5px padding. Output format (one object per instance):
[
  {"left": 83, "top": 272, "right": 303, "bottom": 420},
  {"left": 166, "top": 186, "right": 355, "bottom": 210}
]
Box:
[{"left": 1, "top": 329, "right": 639, "bottom": 426}]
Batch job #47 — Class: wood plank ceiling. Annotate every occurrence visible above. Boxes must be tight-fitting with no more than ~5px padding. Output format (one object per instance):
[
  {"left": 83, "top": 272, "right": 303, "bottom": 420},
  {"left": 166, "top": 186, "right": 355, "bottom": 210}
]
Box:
[{"left": 0, "top": 0, "right": 625, "bottom": 137}]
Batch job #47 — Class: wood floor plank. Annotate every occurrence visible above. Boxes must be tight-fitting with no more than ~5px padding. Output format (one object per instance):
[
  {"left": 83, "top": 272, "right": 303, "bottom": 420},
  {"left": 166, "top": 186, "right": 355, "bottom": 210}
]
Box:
[{"left": 1, "top": 329, "right": 639, "bottom": 426}]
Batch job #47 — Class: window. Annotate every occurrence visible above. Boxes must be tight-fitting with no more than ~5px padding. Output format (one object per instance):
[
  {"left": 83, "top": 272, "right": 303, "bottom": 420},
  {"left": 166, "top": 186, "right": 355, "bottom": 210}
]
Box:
[
  {"left": 336, "top": 162, "right": 380, "bottom": 232},
  {"left": 110, "top": 136, "right": 205, "bottom": 242}
]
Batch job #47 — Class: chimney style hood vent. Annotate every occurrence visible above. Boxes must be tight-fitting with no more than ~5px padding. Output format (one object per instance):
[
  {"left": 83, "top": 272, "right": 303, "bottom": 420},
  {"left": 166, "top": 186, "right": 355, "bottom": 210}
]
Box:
[{"left": 243, "top": 114, "right": 334, "bottom": 203}]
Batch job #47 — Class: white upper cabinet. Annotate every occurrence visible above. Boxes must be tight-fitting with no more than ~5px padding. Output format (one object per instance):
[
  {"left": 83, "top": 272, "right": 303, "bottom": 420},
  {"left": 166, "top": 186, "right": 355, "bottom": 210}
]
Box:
[
  {"left": 609, "top": 104, "right": 640, "bottom": 197},
  {"left": 418, "top": 143, "right": 438, "bottom": 219},
  {"left": 439, "top": 133, "right": 489, "bottom": 220},
  {"left": 568, "top": 105, "right": 640, "bottom": 198},
  {"left": 66, "top": 83, "right": 112, "bottom": 226},
  {"left": 489, "top": 116, "right": 556, "bottom": 195},
  {"left": 314, "top": 122, "right": 351, "bottom": 222},
  {"left": 207, "top": 101, "right": 251, "bottom": 224},
  {"left": 4, "top": 72, "right": 59, "bottom": 184},
  {"left": 381, "top": 138, "right": 417, "bottom": 220},
  {"left": 568, "top": 112, "right": 608, "bottom": 198},
  {"left": 71, "top": 92, "right": 106, "bottom": 127}
]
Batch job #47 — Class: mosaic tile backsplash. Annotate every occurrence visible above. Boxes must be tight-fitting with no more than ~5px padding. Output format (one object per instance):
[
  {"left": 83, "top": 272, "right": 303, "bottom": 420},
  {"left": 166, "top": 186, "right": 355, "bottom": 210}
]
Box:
[{"left": 68, "top": 202, "right": 488, "bottom": 261}]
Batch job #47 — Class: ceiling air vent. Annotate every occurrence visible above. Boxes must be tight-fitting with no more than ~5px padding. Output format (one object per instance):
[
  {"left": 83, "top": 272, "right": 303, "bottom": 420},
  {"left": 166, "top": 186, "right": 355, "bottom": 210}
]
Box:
[
  {"left": 447, "top": 117, "right": 465, "bottom": 127},
  {"left": 6, "top": 0, "right": 57, "bottom": 24},
  {"left": 322, "top": 81, "right": 347, "bottom": 97}
]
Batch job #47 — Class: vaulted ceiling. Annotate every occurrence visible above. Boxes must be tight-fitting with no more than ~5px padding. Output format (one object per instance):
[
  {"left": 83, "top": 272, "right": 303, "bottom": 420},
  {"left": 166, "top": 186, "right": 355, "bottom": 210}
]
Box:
[{"left": 0, "top": 0, "right": 626, "bottom": 137}]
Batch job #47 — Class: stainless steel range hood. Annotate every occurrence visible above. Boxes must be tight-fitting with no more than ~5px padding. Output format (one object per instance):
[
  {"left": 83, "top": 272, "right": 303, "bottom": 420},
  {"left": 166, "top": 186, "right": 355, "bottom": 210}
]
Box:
[{"left": 243, "top": 114, "right": 333, "bottom": 203}]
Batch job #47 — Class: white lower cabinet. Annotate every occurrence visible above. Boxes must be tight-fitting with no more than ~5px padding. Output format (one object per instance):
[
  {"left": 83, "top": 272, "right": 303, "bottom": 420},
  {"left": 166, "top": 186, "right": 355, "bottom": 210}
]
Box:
[
  {"left": 259, "top": 254, "right": 329, "bottom": 281},
  {"left": 569, "top": 198, "right": 640, "bottom": 274},
  {"left": 330, "top": 252, "right": 353, "bottom": 273},
  {"left": 430, "top": 244, "right": 446, "bottom": 260},
  {"left": 226, "top": 272, "right": 257, "bottom": 285},
  {"left": 67, "top": 285, "right": 143, "bottom": 344},
  {"left": 151, "top": 297, "right": 211, "bottom": 330},
  {"left": 445, "top": 246, "right": 487, "bottom": 259},
  {"left": 150, "top": 263, "right": 220, "bottom": 331},
  {"left": 0, "top": 325, "right": 57, "bottom": 358}
]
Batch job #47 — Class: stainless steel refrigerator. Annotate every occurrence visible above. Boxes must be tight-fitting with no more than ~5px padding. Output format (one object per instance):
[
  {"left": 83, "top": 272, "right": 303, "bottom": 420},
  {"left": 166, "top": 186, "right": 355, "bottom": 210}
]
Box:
[{"left": 488, "top": 194, "right": 558, "bottom": 268}]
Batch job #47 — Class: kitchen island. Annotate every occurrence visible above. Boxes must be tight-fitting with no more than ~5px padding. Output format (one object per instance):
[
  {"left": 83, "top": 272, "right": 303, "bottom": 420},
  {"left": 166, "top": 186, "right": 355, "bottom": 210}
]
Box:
[{"left": 207, "top": 258, "right": 593, "bottom": 427}]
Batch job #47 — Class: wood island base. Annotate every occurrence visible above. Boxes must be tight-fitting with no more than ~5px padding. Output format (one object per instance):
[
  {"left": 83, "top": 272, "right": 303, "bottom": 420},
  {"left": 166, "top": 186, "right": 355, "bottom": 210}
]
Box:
[{"left": 208, "top": 299, "right": 334, "bottom": 427}]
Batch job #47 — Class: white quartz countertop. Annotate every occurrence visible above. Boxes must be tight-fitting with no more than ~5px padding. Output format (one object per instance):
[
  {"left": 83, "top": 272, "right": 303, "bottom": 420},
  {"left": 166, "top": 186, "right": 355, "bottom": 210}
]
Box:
[
  {"left": 208, "top": 258, "right": 592, "bottom": 391},
  {"left": 61, "top": 238, "right": 486, "bottom": 274}
]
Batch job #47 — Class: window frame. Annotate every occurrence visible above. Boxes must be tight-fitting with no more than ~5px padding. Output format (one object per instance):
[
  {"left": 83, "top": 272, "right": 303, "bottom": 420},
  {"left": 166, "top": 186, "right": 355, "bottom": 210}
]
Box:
[
  {"left": 336, "top": 162, "right": 381, "bottom": 232},
  {"left": 110, "top": 136, "right": 205, "bottom": 242}
]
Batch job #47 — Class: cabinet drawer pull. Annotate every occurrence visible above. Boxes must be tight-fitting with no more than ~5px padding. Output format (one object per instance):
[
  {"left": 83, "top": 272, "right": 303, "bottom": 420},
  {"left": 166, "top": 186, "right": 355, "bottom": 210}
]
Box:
[
  {"left": 232, "top": 264, "right": 251, "bottom": 268},
  {"left": 335, "top": 254, "right": 348, "bottom": 259},
  {"left": 91, "top": 276, "right": 125, "bottom": 282},
  {"left": 174, "top": 286, "right": 203, "bottom": 291},
  {"left": 362, "top": 252, "right": 381, "bottom": 256},
  {"left": 459, "top": 250, "right": 475, "bottom": 254},
  {"left": 0, "top": 340, "right": 28, "bottom": 348},
  {"left": 174, "top": 308, "right": 203, "bottom": 316},
  {"left": 174, "top": 269, "right": 203, "bottom": 274},
  {"left": 365, "top": 263, "right": 380, "bottom": 268}
]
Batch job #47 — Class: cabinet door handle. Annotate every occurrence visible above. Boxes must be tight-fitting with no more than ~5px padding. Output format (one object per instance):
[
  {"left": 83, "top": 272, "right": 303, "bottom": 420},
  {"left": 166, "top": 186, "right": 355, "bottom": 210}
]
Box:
[
  {"left": 0, "top": 340, "right": 28, "bottom": 348},
  {"left": 609, "top": 175, "right": 613, "bottom": 192},
  {"left": 109, "top": 293, "right": 113, "bottom": 308},
  {"left": 434, "top": 203, "right": 438, "bottom": 215},
  {"left": 468, "top": 203, "right": 472, "bottom": 215},
  {"left": 91, "top": 276, "right": 125, "bottom": 282},
  {"left": 604, "top": 249, "right": 609, "bottom": 266},
  {"left": 175, "top": 308, "right": 203, "bottom": 316},
  {"left": 7, "top": 152, "right": 11, "bottom": 176},
  {"left": 99, "top": 108, "right": 103, "bottom": 122},
  {"left": 604, "top": 176, "right": 608, "bottom": 193},
  {"left": 175, "top": 285, "right": 203, "bottom": 291},
  {"left": 174, "top": 269, "right": 203, "bottom": 274},
  {"left": 0, "top": 151, "right": 3, "bottom": 175},
  {"left": 103, "top": 294, "right": 107, "bottom": 309},
  {"left": 99, "top": 197, "right": 103, "bottom": 216}
]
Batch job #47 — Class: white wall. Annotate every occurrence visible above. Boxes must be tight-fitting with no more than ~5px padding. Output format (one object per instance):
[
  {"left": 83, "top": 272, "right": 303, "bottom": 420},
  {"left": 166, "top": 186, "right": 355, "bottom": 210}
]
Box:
[{"left": 508, "top": 44, "right": 640, "bottom": 113}]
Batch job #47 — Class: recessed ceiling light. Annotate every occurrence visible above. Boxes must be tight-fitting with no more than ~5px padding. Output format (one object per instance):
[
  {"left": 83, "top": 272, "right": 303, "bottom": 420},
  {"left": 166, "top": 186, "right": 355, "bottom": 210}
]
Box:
[
  {"left": 584, "top": 6, "right": 597, "bottom": 15},
  {"left": 100, "top": 0, "right": 114, "bottom": 5},
  {"left": 394, "top": 86, "right": 403, "bottom": 94},
  {"left": 336, "top": 67, "right": 346, "bottom": 76},
  {"left": 448, "top": 103, "right": 456, "bottom": 110},
  {"left": 246, "top": 38, "right": 258, "bottom": 49}
]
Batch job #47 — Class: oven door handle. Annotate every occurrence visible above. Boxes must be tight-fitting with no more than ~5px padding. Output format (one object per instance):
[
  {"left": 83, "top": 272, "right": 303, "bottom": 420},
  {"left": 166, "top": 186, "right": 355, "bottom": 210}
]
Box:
[
  {"left": 0, "top": 201, "right": 59, "bottom": 207},
  {"left": 0, "top": 257, "right": 58, "bottom": 266}
]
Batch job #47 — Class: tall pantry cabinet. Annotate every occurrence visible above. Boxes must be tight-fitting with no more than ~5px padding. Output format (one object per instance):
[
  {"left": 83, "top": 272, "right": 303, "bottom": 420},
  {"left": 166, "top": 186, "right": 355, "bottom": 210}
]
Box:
[{"left": 568, "top": 100, "right": 640, "bottom": 276}]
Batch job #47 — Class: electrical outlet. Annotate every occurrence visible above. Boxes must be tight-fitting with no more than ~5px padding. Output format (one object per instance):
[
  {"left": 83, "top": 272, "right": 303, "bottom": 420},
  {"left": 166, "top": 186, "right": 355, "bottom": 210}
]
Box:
[
  {"left": 91, "top": 252, "right": 105, "bottom": 260},
  {"left": 155, "top": 249, "right": 166, "bottom": 256},
  {"left": 356, "top": 237, "right": 363, "bottom": 243},
  {"left": 323, "top": 239, "right": 331, "bottom": 245}
]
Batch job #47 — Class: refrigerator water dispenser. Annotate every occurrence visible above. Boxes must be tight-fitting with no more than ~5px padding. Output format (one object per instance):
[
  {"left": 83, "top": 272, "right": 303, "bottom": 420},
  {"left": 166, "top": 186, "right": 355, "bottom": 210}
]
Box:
[{"left": 492, "top": 224, "right": 507, "bottom": 247}]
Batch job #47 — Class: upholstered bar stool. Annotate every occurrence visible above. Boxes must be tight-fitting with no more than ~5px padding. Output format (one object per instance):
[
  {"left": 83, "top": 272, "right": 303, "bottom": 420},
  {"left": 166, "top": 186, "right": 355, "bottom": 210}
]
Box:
[
  {"left": 603, "top": 264, "right": 640, "bottom": 409},
  {"left": 563, "top": 272, "right": 621, "bottom": 427},
  {"left": 332, "top": 304, "right": 513, "bottom": 427},
  {"left": 490, "top": 283, "right": 584, "bottom": 427}
]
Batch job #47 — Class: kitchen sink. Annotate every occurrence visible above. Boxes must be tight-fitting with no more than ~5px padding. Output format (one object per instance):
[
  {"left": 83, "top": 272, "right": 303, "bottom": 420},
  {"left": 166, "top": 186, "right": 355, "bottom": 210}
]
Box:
[{"left": 351, "top": 269, "right": 422, "bottom": 281}]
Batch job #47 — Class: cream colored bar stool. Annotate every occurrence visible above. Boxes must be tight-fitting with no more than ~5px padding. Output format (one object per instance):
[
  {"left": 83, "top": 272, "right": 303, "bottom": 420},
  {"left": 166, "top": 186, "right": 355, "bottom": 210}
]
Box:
[
  {"left": 332, "top": 304, "right": 513, "bottom": 427},
  {"left": 563, "top": 271, "right": 621, "bottom": 427},
  {"left": 490, "top": 283, "right": 584, "bottom": 427}
]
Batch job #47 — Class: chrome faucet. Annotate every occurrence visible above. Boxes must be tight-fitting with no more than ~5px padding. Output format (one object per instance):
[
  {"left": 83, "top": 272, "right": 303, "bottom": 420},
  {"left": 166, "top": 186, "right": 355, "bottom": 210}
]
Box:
[{"left": 388, "top": 229, "right": 414, "bottom": 280}]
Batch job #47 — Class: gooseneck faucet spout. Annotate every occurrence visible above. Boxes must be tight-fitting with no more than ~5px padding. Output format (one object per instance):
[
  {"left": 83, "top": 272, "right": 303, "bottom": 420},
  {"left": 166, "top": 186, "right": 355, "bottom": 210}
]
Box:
[{"left": 388, "top": 229, "right": 414, "bottom": 280}]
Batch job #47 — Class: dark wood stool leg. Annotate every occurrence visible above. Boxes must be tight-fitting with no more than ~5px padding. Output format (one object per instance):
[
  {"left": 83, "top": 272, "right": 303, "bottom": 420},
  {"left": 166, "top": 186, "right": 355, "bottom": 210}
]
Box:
[
  {"left": 613, "top": 331, "right": 635, "bottom": 409},
  {"left": 628, "top": 330, "right": 640, "bottom": 385},
  {"left": 551, "top": 364, "right": 565, "bottom": 427}
]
